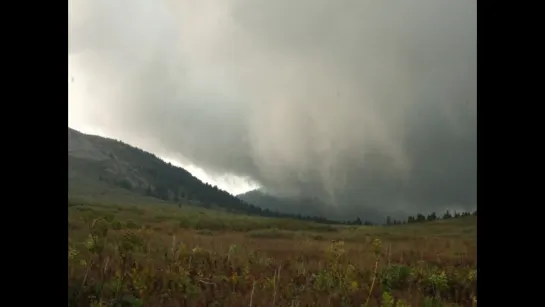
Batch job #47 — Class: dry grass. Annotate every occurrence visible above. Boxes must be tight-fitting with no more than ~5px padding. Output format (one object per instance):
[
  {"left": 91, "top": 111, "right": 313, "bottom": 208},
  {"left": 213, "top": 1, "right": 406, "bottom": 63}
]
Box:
[{"left": 68, "top": 202, "right": 476, "bottom": 307}]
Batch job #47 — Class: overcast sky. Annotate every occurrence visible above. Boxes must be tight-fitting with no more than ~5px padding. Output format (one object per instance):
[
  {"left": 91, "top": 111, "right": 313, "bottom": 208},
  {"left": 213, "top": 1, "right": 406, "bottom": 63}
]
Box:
[{"left": 69, "top": 0, "right": 476, "bottom": 214}]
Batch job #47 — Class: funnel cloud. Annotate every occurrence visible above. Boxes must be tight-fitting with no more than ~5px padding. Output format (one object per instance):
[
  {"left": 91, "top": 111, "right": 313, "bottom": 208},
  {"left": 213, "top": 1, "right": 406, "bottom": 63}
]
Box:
[{"left": 69, "top": 0, "right": 477, "bottom": 217}]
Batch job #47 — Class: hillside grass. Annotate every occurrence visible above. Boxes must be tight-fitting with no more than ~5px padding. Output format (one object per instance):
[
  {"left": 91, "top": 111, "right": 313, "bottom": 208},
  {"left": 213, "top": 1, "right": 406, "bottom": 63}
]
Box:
[{"left": 68, "top": 201, "right": 476, "bottom": 307}]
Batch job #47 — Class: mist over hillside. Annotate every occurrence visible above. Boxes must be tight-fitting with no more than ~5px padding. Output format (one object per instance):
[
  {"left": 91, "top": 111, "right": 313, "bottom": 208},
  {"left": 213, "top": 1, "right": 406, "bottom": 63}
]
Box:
[
  {"left": 68, "top": 128, "right": 348, "bottom": 223},
  {"left": 69, "top": 0, "right": 476, "bottom": 219},
  {"left": 238, "top": 189, "right": 419, "bottom": 224}
]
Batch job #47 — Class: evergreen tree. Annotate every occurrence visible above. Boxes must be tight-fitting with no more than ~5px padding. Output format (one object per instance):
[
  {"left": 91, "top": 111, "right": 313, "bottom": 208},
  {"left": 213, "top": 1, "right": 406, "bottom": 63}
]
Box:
[
  {"left": 145, "top": 185, "right": 153, "bottom": 197},
  {"left": 354, "top": 217, "right": 362, "bottom": 225}
]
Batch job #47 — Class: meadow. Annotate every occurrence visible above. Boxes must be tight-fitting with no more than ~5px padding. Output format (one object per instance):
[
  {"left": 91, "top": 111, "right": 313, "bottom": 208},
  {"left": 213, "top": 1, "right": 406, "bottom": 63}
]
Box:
[{"left": 68, "top": 201, "right": 477, "bottom": 307}]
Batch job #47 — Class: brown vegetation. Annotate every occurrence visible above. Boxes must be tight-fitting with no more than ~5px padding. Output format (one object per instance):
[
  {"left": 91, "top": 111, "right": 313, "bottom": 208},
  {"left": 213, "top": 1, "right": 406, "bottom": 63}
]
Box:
[{"left": 68, "top": 202, "right": 476, "bottom": 307}]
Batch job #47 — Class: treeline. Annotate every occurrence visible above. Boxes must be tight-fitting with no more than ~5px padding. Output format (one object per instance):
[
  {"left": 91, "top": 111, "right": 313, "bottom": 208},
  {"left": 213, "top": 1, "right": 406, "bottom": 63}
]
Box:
[
  {"left": 384, "top": 209, "right": 477, "bottom": 226},
  {"left": 341, "top": 217, "right": 375, "bottom": 226}
]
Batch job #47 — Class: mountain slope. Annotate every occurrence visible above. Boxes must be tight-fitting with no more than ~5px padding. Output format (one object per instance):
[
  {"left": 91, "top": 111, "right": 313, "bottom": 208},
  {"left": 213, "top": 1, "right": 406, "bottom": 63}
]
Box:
[
  {"left": 237, "top": 190, "right": 331, "bottom": 217},
  {"left": 69, "top": 128, "right": 260, "bottom": 212},
  {"left": 68, "top": 128, "right": 342, "bottom": 223}
]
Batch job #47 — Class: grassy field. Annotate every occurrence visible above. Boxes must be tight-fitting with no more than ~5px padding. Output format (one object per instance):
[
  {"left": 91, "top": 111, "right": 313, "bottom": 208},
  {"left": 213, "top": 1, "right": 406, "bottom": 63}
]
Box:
[{"left": 68, "top": 201, "right": 477, "bottom": 307}]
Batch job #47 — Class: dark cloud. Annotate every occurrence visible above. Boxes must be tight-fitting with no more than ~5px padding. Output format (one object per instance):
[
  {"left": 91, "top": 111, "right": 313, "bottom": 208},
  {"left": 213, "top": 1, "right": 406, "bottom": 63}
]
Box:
[{"left": 69, "top": 0, "right": 476, "bottom": 215}]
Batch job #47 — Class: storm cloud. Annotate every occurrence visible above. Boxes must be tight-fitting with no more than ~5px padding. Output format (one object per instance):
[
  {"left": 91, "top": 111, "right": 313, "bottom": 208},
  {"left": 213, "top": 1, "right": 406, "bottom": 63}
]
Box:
[{"left": 69, "top": 0, "right": 477, "bottom": 215}]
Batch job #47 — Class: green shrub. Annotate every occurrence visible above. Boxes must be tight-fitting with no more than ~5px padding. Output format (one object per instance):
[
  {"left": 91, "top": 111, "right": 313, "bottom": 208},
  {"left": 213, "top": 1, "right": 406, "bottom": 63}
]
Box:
[{"left": 126, "top": 220, "right": 140, "bottom": 229}]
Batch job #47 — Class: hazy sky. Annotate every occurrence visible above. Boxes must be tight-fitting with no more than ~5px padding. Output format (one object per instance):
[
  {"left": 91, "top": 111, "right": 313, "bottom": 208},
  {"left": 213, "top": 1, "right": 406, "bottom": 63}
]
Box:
[{"left": 69, "top": 0, "right": 476, "bottom": 214}]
